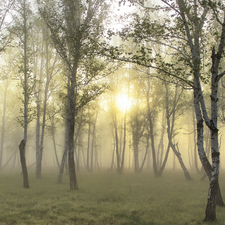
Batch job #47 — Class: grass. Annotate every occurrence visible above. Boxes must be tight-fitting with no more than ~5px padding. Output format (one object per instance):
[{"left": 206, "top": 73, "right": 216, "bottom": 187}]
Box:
[{"left": 0, "top": 169, "right": 225, "bottom": 225}]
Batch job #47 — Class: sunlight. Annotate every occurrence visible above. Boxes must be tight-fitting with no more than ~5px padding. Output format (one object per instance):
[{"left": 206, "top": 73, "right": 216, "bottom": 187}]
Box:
[{"left": 116, "top": 94, "right": 131, "bottom": 113}]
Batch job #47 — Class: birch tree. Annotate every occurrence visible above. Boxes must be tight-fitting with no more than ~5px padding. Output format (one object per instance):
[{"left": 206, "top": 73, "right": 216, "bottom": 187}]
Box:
[
  {"left": 115, "top": 0, "right": 225, "bottom": 221},
  {"left": 13, "top": 0, "right": 34, "bottom": 189}
]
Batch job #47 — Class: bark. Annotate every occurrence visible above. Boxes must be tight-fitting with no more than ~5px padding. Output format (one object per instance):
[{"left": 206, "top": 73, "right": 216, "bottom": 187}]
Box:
[
  {"left": 74, "top": 109, "right": 83, "bottom": 171},
  {"left": 57, "top": 117, "right": 69, "bottom": 183},
  {"left": 204, "top": 43, "right": 225, "bottom": 220},
  {"left": 192, "top": 106, "right": 200, "bottom": 173},
  {"left": 35, "top": 31, "right": 44, "bottom": 179},
  {"left": 19, "top": 140, "right": 29, "bottom": 189},
  {"left": 67, "top": 56, "right": 79, "bottom": 190},
  {"left": 177, "top": 0, "right": 225, "bottom": 220}
]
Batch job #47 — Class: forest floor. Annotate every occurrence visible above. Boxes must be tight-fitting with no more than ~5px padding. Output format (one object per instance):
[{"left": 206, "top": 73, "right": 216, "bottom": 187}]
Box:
[{"left": 0, "top": 169, "right": 225, "bottom": 225}]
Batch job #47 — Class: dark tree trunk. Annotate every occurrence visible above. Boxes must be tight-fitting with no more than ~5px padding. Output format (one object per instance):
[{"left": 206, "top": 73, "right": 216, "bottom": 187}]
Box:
[
  {"left": 57, "top": 120, "right": 69, "bottom": 183},
  {"left": 19, "top": 140, "right": 29, "bottom": 189}
]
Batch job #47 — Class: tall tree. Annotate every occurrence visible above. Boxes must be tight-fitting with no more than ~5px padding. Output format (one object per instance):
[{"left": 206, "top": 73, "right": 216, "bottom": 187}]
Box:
[
  {"left": 14, "top": 0, "right": 34, "bottom": 189},
  {"left": 39, "top": 0, "right": 109, "bottom": 190}
]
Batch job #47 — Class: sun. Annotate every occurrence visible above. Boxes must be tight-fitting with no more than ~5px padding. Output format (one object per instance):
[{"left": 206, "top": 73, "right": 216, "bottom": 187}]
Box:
[{"left": 116, "top": 94, "right": 131, "bottom": 113}]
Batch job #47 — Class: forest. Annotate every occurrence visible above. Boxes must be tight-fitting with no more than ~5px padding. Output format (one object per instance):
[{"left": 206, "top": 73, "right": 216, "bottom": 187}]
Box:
[{"left": 1, "top": 0, "right": 225, "bottom": 224}]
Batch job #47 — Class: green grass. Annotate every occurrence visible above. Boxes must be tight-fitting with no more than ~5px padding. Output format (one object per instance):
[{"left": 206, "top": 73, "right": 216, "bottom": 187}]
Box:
[{"left": 0, "top": 169, "right": 225, "bottom": 225}]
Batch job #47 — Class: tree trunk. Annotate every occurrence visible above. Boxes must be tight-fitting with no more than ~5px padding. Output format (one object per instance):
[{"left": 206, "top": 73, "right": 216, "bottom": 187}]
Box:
[
  {"left": 57, "top": 118, "right": 69, "bottom": 183},
  {"left": 165, "top": 82, "right": 192, "bottom": 180},
  {"left": 134, "top": 142, "right": 139, "bottom": 173},
  {"left": 19, "top": 140, "right": 29, "bottom": 189},
  {"left": 119, "top": 110, "right": 127, "bottom": 173},
  {"left": 35, "top": 31, "right": 44, "bottom": 179},
  {"left": 139, "top": 138, "right": 149, "bottom": 173},
  {"left": 0, "top": 79, "right": 8, "bottom": 170},
  {"left": 114, "top": 113, "right": 121, "bottom": 173},
  {"left": 90, "top": 112, "right": 98, "bottom": 171},
  {"left": 192, "top": 106, "right": 200, "bottom": 174},
  {"left": 86, "top": 108, "right": 91, "bottom": 171},
  {"left": 173, "top": 143, "right": 193, "bottom": 180},
  {"left": 52, "top": 131, "right": 60, "bottom": 169},
  {"left": 67, "top": 58, "right": 78, "bottom": 190},
  {"left": 147, "top": 84, "right": 159, "bottom": 177},
  {"left": 110, "top": 142, "right": 115, "bottom": 170}
]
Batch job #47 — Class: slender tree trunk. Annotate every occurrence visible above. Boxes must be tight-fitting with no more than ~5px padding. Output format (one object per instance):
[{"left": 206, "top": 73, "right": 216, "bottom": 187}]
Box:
[
  {"left": 114, "top": 113, "right": 121, "bottom": 173},
  {"left": 35, "top": 31, "right": 44, "bottom": 179},
  {"left": 86, "top": 107, "right": 91, "bottom": 171},
  {"left": 119, "top": 111, "right": 126, "bottom": 173},
  {"left": 0, "top": 80, "right": 8, "bottom": 169},
  {"left": 36, "top": 31, "right": 50, "bottom": 178},
  {"left": 111, "top": 150, "right": 115, "bottom": 171},
  {"left": 147, "top": 79, "right": 159, "bottom": 177},
  {"left": 173, "top": 143, "right": 193, "bottom": 180},
  {"left": 57, "top": 131, "right": 68, "bottom": 184},
  {"left": 19, "top": 140, "right": 29, "bottom": 188},
  {"left": 90, "top": 112, "right": 98, "bottom": 171},
  {"left": 139, "top": 138, "right": 149, "bottom": 173},
  {"left": 192, "top": 106, "right": 200, "bottom": 173},
  {"left": 67, "top": 55, "right": 79, "bottom": 189},
  {"left": 52, "top": 131, "right": 60, "bottom": 169},
  {"left": 134, "top": 142, "right": 139, "bottom": 173},
  {"left": 57, "top": 92, "right": 70, "bottom": 183},
  {"left": 19, "top": 0, "right": 30, "bottom": 189},
  {"left": 74, "top": 108, "right": 83, "bottom": 171},
  {"left": 165, "top": 83, "right": 192, "bottom": 180}
]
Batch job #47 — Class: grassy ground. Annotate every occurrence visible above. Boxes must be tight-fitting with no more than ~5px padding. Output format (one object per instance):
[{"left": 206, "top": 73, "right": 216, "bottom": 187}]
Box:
[{"left": 0, "top": 169, "right": 225, "bottom": 225}]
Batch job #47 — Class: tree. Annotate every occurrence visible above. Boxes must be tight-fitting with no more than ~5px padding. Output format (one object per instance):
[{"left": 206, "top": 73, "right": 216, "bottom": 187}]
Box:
[
  {"left": 39, "top": 0, "right": 110, "bottom": 190},
  {"left": 128, "top": 74, "right": 148, "bottom": 173},
  {"left": 13, "top": 0, "right": 34, "bottom": 189},
  {"left": 164, "top": 81, "right": 192, "bottom": 180},
  {"left": 32, "top": 17, "right": 62, "bottom": 178},
  {"left": 115, "top": 0, "right": 225, "bottom": 221},
  {"left": 107, "top": 69, "right": 130, "bottom": 174}
]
